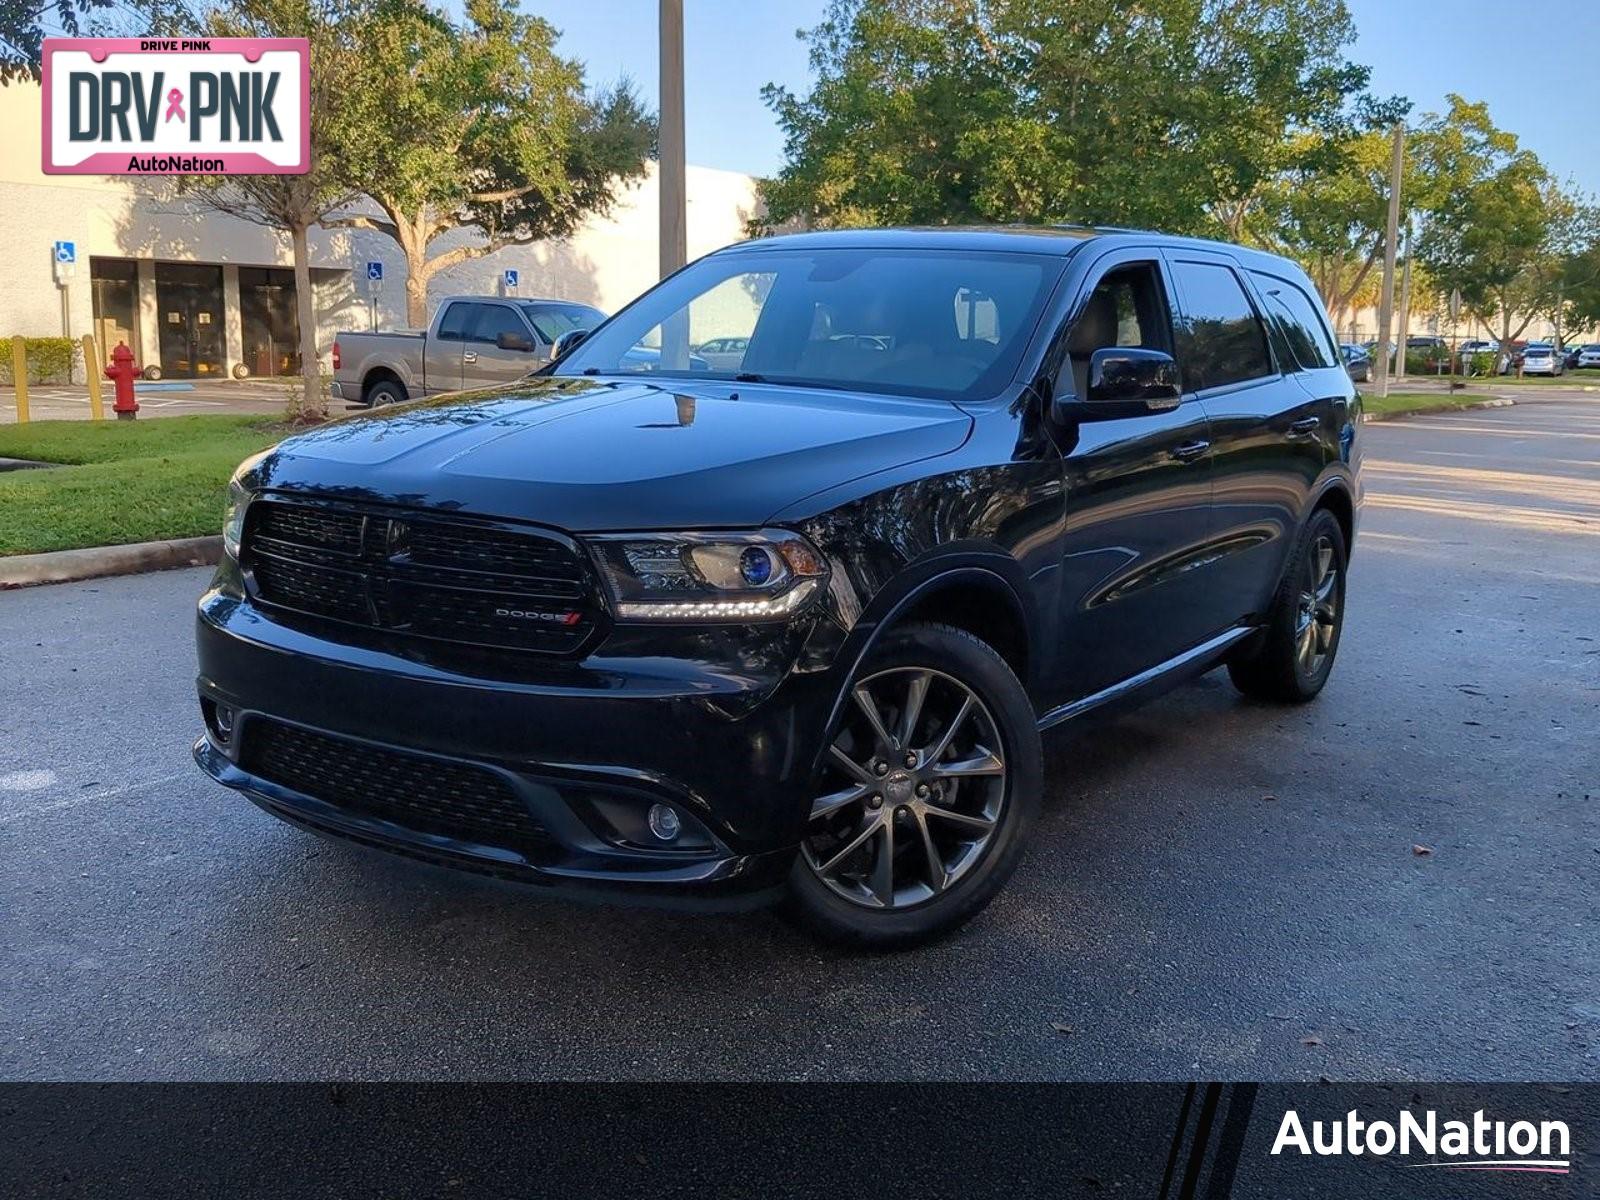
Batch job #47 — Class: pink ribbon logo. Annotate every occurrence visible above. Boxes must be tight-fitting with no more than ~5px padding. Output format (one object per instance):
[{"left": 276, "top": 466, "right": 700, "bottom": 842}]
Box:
[{"left": 164, "top": 88, "right": 185, "bottom": 123}]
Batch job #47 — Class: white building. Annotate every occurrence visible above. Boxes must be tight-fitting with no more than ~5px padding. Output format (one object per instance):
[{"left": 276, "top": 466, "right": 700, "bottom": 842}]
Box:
[{"left": 0, "top": 83, "right": 759, "bottom": 380}]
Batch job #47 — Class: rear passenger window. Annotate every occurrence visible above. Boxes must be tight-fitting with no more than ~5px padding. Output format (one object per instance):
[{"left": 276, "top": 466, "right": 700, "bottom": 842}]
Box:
[
  {"left": 1170, "top": 261, "right": 1273, "bottom": 391},
  {"left": 435, "top": 303, "right": 474, "bottom": 342},
  {"left": 1254, "top": 274, "right": 1339, "bottom": 370}
]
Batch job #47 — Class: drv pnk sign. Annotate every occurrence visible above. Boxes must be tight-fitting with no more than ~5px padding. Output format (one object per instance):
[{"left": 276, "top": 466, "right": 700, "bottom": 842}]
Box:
[{"left": 42, "top": 38, "right": 309, "bottom": 175}]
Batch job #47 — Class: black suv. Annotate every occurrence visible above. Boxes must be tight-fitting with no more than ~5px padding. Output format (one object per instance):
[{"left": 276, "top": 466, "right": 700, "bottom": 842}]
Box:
[{"left": 194, "top": 228, "right": 1361, "bottom": 947}]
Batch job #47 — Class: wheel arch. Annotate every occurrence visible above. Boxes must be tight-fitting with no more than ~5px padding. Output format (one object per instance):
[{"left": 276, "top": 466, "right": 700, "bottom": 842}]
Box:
[{"left": 362, "top": 367, "right": 408, "bottom": 403}]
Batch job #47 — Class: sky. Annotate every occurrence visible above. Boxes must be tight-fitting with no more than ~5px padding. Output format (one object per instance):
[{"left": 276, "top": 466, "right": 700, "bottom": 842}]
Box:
[{"left": 545, "top": 0, "right": 1598, "bottom": 195}]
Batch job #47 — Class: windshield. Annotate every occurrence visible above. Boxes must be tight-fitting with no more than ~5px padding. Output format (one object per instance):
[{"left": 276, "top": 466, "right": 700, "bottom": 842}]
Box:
[
  {"left": 553, "top": 247, "right": 1066, "bottom": 401},
  {"left": 519, "top": 301, "right": 604, "bottom": 343}
]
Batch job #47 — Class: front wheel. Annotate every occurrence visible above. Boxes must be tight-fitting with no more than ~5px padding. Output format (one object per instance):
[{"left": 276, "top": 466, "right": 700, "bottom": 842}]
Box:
[
  {"left": 784, "top": 622, "right": 1042, "bottom": 949},
  {"left": 1228, "top": 508, "right": 1348, "bottom": 703}
]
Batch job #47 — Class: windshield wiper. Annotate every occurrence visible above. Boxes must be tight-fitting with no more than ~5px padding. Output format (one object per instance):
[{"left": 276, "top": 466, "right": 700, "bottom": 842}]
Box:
[{"left": 732, "top": 372, "right": 766, "bottom": 383}]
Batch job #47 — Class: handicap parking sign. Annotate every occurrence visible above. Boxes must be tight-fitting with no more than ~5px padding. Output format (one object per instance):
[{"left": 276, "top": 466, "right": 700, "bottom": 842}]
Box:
[
  {"left": 504, "top": 269, "right": 519, "bottom": 288},
  {"left": 366, "top": 261, "right": 383, "bottom": 281},
  {"left": 54, "top": 241, "right": 76, "bottom": 264}
]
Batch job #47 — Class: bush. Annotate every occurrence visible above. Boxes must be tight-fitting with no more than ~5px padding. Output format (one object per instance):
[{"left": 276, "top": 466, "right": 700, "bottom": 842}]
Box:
[
  {"left": 1466, "top": 351, "right": 1499, "bottom": 377},
  {"left": 0, "top": 336, "right": 80, "bottom": 385}
]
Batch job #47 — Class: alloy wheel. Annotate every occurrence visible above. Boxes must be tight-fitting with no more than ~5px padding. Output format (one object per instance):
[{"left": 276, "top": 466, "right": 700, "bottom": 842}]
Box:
[
  {"left": 801, "top": 667, "right": 1007, "bottom": 910},
  {"left": 1295, "top": 534, "right": 1340, "bottom": 676}
]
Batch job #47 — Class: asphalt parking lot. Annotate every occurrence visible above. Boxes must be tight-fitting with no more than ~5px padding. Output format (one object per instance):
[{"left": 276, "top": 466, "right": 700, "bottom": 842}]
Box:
[{"left": 2, "top": 397, "right": 1596, "bottom": 1082}]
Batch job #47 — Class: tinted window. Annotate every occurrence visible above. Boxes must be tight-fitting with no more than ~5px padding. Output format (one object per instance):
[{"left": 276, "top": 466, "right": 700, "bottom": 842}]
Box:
[
  {"left": 1170, "top": 261, "right": 1273, "bottom": 390},
  {"left": 555, "top": 249, "right": 1062, "bottom": 402},
  {"left": 470, "top": 304, "right": 528, "bottom": 345},
  {"left": 519, "top": 302, "right": 604, "bottom": 342},
  {"left": 1253, "top": 273, "right": 1338, "bottom": 370},
  {"left": 1063, "top": 261, "right": 1172, "bottom": 399},
  {"left": 435, "top": 302, "right": 473, "bottom": 341}
]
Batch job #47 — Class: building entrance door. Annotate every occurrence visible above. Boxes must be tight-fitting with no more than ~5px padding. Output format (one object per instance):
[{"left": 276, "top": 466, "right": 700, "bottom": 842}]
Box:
[{"left": 154, "top": 263, "right": 225, "bottom": 378}]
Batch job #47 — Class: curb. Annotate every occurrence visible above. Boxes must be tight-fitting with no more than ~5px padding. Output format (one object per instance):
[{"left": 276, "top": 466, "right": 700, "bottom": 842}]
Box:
[
  {"left": 0, "top": 535, "right": 222, "bottom": 590},
  {"left": 1364, "top": 397, "right": 1514, "bottom": 423}
]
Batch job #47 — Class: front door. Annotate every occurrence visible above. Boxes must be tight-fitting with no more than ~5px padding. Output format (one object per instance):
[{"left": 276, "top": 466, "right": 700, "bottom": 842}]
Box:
[
  {"left": 1049, "top": 251, "right": 1222, "bottom": 702},
  {"left": 461, "top": 302, "right": 544, "bottom": 390},
  {"left": 154, "top": 263, "right": 225, "bottom": 379}
]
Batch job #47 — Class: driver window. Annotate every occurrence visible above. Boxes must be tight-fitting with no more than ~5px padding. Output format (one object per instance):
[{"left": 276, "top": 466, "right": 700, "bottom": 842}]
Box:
[{"left": 1062, "top": 262, "right": 1171, "bottom": 399}]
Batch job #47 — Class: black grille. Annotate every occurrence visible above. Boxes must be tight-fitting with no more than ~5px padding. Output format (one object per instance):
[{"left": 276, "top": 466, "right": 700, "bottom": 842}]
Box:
[
  {"left": 242, "top": 499, "right": 600, "bottom": 654},
  {"left": 241, "top": 718, "right": 550, "bottom": 854}
]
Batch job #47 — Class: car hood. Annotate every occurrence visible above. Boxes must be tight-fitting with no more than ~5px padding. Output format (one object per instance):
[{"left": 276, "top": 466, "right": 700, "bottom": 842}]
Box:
[{"left": 249, "top": 376, "right": 974, "bottom": 531}]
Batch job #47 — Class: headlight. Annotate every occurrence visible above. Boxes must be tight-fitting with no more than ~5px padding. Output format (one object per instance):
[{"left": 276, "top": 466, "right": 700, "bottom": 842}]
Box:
[
  {"left": 587, "top": 529, "right": 827, "bottom": 621},
  {"left": 222, "top": 451, "right": 268, "bottom": 558}
]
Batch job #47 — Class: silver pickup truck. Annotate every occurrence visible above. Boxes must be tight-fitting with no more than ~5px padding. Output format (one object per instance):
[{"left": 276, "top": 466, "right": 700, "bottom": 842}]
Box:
[{"left": 331, "top": 295, "right": 605, "bottom": 406}]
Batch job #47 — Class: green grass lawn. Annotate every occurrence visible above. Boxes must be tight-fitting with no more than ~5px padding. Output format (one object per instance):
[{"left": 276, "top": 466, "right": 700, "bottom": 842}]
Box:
[
  {"left": 1479, "top": 368, "right": 1600, "bottom": 386},
  {"left": 0, "top": 415, "right": 285, "bottom": 556},
  {"left": 1363, "top": 391, "right": 1494, "bottom": 417}
]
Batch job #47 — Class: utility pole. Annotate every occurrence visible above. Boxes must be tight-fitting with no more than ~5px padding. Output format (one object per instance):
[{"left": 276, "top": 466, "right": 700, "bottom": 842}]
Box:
[
  {"left": 1394, "top": 220, "right": 1412, "bottom": 383},
  {"left": 1372, "top": 123, "right": 1405, "bottom": 400},
  {"left": 659, "top": 0, "right": 686, "bottom": 280}
]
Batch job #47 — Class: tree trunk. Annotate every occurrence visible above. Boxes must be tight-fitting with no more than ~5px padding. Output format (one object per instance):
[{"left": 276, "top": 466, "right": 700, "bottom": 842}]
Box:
[
  {"left": 405, "top": 264, "right": 429, "bottom": 329},
  {"left": 291, "top": 223, "right": 323, "bottom": 420}
]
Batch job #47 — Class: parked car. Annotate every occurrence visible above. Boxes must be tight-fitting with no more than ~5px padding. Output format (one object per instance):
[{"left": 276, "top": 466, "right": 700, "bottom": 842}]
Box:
[
  {"left": 1520, "top": 342, "right": 1564, "bottom": 376},
  {"left": 694, "top": 336, "right": 751, "bottom": 370},
  {"left": 1576, "top": 344, "right": 1600, "bottom": 370},
  {"left": 196, "top": 227, "right": 1362, "bottom": 947},
  {"left": 1340, "top": 342, "right": 1370, "bottom": 382},
  {"left": 332, "top": 297, "right": 607, "bottom": 406},
  {"left": 1561, "top": 344, "right": 1583, "bottom": 369}
]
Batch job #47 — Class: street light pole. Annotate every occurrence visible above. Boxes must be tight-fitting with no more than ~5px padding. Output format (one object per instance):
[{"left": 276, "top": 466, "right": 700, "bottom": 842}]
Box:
[
  {"left": 659, "top": 0, "right": 686, "bottom": 280},
  {"left": 1372, "top": 123, "right": 1405, "bottom": 400}
]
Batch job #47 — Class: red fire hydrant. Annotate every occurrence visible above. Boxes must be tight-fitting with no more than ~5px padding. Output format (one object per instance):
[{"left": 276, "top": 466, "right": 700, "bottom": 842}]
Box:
[{"left": 106, "top": 343, "right": 139, "bottom": 420}]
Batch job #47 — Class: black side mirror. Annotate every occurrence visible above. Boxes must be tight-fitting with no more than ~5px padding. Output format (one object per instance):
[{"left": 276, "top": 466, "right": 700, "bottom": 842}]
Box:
[
  {"left": 550, "top": 328, "right": 590, "bottom": 359},
  {"left": 496, "top": 330, "right": 535, "bottom": 353},
  {"left": 1055, "top": 347, "right": 1182, "bottom": 421}
]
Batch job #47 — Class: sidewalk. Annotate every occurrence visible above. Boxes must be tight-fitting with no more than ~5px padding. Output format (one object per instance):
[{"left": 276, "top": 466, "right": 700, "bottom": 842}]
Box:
[{"left": 0, "top": 378, "right": 291, "bottom": 422}]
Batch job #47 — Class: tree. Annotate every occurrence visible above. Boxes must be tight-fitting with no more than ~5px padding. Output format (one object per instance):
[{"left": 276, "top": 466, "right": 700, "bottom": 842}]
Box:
[
  {"left": 758, "top": 0, "right": 1370, "bottom": 236},
  {"left": 183, "top": 0, "right": 360, "bottom": 419},
  {"left": 1409, "top": 97, "right": 1552, "bottom": 347},
  {"left": 326, "top": 0, "right": 655, "bottom": 327}
]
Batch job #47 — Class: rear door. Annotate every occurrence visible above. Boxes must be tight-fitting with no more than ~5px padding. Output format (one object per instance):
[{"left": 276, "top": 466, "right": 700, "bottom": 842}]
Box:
[
  {"left": 423, "top": 300, "right": 473, "bottom": 394},
  {"left": 462, "top": 302, "right": 543, "bottom": 390},
  {"left": 1163, "top": 250, "right": 1328, "bottom": 624}
]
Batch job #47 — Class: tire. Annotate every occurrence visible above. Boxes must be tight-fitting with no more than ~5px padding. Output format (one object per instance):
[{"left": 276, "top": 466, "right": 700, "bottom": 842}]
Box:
[
  {"left": 1227, "top": 508, "right": 1348, "bottom": 703},
  {"left": 365, "top": 379, "right": 407, "bottom": 407},
  {"left": 783, "top": 622, "right": 1042, "bottom": 949}
]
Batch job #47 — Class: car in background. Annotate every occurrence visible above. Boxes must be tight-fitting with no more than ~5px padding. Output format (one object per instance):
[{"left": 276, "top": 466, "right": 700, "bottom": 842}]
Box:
[
  {"left": 1340, "top": 342, "right": 1371, "bottom": 382},
  {"left": 694, "top": 336, "right": 750, "bottom": 370},
  {"left": 333, "top": 296, "right": 608, "bottom": 406},
  {"left": 1520, "top": 342, "right": 1564, "bottom": 376},
  {"left": 1561, "top": 344, "right": 1583, "bottom": 369},
  {"left": 1576, "top": 344, "right": 1600, "bottom": 370},
  {"left": 1459, "top": 339, "right": 1504, "bottom": 374}
]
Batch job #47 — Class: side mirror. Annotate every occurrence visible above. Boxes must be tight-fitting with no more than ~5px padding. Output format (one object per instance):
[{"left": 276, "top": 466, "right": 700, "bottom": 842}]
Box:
[
  {"left": 496, "top": 330, "right": 535, "bottom": 353},
  {"left": 550, "top": 328, "right": 590, "bottom": 360},
  {"left": 1055, "top": 347, "right": 1181, "bottom": 420}
]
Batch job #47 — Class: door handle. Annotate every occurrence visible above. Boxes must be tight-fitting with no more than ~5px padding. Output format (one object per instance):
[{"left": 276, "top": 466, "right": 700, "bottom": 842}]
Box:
[
  {"left": 463, "top": 351, "right": 478, "bottom": 364},
  {"left": 1288, "top": 416, "right": 1321, "bottom": 436},
  {"left": 1170, "top": 439, "right": 1210, "bottom": 463}
]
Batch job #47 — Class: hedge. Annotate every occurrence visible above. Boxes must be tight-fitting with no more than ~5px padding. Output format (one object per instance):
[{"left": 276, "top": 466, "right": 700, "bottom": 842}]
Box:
[{"left": 0, "top": 336, "right": 80, "bottom": 385}]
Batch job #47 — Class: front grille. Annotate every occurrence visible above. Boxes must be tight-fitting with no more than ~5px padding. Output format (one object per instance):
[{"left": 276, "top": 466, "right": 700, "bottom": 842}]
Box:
[
  {"left": 240, "top": 718, "right": 550, "bottom": 854},
  {"left": 241, "top": 499, "right": 600, "bottom": 655}
]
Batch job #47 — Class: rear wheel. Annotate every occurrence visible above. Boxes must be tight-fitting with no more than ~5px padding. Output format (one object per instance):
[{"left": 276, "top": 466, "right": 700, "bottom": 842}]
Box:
[
  {"left": 365, "top": 379, "right": 406, "bottom": 407},
  {"left": 784, "top": 623, "right": 1041, "bottom": 948},
  {"left": 1228, "top": 508, "right": 1347, "bottom": 703}
]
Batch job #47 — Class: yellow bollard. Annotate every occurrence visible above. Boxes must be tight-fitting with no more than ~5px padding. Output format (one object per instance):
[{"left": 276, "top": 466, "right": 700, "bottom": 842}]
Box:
[
  {"left": 82, "top": 333, "right": 104, "bottom": 420},
  {"left": 10, "top": 336, "right": 27, "bottom": 424}
]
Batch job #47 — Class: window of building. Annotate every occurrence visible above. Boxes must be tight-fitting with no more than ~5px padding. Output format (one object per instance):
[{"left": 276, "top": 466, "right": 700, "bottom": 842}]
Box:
[
  {"left": 1170, "top": 261, "right": 1274, "bottom": 391},
  {"left": 154, "top": 262, "right": 225, "bottom": 378},
  {"left": 239, "top": 267, "right": 300, "bottom": 377},
  {"left": 90, "top": 258, "right": 140, "bottom": 363}
]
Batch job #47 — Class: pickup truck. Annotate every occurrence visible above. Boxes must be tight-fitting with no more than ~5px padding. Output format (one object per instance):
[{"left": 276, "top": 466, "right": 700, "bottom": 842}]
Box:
[{"left": 331, "top": 295, "right": 605, "bottom": 406}]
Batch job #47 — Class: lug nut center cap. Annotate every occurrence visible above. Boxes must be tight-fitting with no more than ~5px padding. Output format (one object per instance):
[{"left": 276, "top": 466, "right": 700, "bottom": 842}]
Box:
[{"left": 883, "top": 771, "right": 916, "bottom": 803}]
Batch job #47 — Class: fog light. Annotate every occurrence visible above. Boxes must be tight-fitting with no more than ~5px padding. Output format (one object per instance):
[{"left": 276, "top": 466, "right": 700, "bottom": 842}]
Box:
[
  {"left": 215, "top": 705, "right": 235, "bottom": 738},
  {"left": 647, "top": 803, "right": 682, "bottom": 843}
]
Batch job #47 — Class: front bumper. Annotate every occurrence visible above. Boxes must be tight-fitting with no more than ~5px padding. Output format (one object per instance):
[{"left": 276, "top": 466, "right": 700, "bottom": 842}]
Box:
[{"left": 194, "top": 574, "right": 850, "bottom": 908}]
